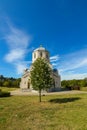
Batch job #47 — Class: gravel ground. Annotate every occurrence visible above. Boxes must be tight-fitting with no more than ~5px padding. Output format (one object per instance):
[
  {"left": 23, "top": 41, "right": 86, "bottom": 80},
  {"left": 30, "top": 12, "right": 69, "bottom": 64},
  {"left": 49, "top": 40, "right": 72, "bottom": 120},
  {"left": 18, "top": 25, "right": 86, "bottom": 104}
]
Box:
[{"left": 10, "top": 89, "right": 87, "bottom": 96}]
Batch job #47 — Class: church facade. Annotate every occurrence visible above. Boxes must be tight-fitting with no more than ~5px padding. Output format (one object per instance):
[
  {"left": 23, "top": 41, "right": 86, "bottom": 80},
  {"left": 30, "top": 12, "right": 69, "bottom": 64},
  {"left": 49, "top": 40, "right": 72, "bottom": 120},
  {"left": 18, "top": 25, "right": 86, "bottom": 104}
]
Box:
[{"left": 20, "top": 46, "right": 61, "bottom": 92}]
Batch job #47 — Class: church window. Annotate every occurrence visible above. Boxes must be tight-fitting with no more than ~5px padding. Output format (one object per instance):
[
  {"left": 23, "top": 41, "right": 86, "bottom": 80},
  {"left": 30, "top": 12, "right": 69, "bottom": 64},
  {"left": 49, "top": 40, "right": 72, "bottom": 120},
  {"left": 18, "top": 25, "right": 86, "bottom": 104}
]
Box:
[
  {"left": 28, "top": 82, "right": 30, "bottom": 89},
  {"left": 40, "top": 52, "right": 42, "bottom": 57},
  {"left": 46, "top": 54, "right": 48, "bottom": 59}
]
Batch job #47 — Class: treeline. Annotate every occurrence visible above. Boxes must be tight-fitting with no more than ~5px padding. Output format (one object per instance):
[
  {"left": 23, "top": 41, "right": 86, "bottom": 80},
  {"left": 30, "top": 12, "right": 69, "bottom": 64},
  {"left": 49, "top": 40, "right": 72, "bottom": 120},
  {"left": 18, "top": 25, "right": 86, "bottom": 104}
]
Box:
[
  {"left": 0, "top": 75, "right": 21, "bottom": 88},
  {"left": 61, "top": 78, "right": 87, "bottom": 90}
]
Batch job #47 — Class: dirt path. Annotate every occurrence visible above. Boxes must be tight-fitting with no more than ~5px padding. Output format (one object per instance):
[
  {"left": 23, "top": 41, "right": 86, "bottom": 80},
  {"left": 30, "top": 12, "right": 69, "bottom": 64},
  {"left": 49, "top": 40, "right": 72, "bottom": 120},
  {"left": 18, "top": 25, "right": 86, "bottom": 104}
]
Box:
[{"left": 10, "top": 89, "right": 87, "bottom": 96}]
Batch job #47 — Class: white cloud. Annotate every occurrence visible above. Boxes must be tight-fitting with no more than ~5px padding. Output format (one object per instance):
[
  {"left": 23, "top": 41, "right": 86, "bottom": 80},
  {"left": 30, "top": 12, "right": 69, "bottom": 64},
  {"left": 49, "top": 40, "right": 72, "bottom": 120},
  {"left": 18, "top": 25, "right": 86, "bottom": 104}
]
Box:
[
  {"left": 5, "top": 49, "right": 26, "bottom": 62},
  {"left": 58, "top": 49, "right": 87, "bottom": 80},
  {"left": 50, "top": 55, "right": 60, "bottom": 62},
  {"left": 61, "top": 71, "right": 87, "bottom": 80},
  {"left": 59, "top": 58, "right": 87, "bottom": 73},
  {"left": 50, "top": 55, "right": 60, "bottom": 68},
  {"left": 52, "top": 63, "right": 58, "bottom": 67},
  {"left": 14, "top": 60, "right": 32, "bottom": 74},
  {"left": 4, "top": 24, "right": 31, "bottom": 62},
  {"left": 15, "top": 63, "right": 27, "bottom": 74},
  {"left": 5, "top": 26, "right": 30, "bottom": 49},
  {"left": 3, "top": 20, "right": 32, "bottom": 74}
]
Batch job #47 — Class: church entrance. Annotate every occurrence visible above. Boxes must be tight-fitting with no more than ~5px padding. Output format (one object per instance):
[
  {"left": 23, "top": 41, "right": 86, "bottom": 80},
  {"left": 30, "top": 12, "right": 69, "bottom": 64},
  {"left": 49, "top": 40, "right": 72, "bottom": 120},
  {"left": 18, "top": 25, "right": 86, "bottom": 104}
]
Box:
[{"left": 28, "top": 82, "right": 30, "bottom": 89}]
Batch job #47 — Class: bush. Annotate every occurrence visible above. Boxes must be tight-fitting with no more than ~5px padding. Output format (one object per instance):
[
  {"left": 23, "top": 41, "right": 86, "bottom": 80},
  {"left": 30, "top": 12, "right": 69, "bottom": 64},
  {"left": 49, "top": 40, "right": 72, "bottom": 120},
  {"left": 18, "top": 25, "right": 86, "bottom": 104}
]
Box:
[{"left": 0, "top": 91, "right": 10, "bottom": 97}]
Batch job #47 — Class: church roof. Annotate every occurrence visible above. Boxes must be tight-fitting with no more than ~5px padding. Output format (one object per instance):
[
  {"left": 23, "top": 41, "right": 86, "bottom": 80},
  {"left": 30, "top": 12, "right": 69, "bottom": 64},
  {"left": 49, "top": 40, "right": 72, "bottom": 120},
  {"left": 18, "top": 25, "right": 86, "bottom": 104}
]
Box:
[{"left": 34, "top": 45, "right": 46, "bottom": 52}]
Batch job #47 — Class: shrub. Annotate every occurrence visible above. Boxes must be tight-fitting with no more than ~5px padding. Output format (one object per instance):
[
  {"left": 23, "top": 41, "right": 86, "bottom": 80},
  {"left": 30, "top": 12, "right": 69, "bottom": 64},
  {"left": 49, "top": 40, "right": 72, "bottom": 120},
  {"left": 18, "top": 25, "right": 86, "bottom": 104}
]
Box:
[{"left": 0, "top": 91, "right": 10, "bottom": 97}]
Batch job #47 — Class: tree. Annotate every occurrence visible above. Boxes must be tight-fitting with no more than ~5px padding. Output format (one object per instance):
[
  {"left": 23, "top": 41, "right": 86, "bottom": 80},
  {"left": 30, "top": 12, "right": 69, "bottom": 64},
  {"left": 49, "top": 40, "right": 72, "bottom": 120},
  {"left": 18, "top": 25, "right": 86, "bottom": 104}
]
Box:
[
  {"left": 61, "top": 80, "right": 69, "bottom": 88},
  {"left": 80, "top": 79, "right": 87, "bottom": 87},
  {"left": 30, "top": 58, "right": 53, "bottom": 102},
  {"left": 3, "top": 81, "right": 10, "bottom": 87}
]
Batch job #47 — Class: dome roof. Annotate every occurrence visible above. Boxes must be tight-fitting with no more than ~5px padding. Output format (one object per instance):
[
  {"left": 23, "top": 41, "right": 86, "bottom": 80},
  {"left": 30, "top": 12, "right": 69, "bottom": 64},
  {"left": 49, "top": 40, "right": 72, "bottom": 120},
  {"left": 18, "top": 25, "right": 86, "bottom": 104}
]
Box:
[
  {"left": 53, "top": 69, "right": 58, "bottom": 72},
  {"left": 34, "top": 45, "right": 46, "bottom": 52}
]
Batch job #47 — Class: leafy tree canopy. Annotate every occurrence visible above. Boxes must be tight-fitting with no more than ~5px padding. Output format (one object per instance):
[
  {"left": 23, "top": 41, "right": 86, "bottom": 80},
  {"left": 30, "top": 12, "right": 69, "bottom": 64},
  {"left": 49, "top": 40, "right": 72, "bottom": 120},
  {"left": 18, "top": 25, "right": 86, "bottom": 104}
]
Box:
[{"left": 30, "top": 58, "right": 53, "bottom": 102}]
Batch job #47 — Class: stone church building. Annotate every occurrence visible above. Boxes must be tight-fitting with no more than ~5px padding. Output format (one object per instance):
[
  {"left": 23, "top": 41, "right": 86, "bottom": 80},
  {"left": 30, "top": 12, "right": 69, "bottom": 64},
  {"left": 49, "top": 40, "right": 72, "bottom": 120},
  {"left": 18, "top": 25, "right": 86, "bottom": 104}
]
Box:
[{"left": 20, "top": 46, "right": 61, "bottom": 92}]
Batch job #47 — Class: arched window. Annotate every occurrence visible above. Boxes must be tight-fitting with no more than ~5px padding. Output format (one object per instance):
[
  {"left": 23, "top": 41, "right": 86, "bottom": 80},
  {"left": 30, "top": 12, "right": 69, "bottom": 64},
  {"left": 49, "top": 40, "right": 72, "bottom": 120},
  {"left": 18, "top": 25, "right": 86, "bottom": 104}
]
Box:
[
  {"left": 46, "top": 54, "right": 48, "bottom": 59},
  {"left": 40, "top": 52, "right": 42, "bottom": 57}
]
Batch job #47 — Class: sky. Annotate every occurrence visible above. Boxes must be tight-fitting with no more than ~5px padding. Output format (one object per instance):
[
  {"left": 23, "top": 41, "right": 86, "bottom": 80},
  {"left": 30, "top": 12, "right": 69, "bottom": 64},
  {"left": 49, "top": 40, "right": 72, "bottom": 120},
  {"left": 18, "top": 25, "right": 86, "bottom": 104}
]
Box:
[{"left": 0, "top": 0, "right": 87, "bottom": 80}]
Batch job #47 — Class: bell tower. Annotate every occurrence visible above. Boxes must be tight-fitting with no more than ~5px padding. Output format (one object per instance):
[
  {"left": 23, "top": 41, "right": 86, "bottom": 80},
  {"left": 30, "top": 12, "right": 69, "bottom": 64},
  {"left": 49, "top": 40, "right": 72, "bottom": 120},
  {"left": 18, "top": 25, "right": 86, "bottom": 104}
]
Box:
[{"left": 32, "top": 45, "right": 50, "bottom": 63}]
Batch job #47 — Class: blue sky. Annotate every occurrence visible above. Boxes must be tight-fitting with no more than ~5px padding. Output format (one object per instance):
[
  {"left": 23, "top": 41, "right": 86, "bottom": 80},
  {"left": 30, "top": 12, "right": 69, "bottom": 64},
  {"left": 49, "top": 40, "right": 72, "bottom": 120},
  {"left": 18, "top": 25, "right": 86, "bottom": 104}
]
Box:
[{"left": 0, "top": 0, "right": 87, "bottom": 80}]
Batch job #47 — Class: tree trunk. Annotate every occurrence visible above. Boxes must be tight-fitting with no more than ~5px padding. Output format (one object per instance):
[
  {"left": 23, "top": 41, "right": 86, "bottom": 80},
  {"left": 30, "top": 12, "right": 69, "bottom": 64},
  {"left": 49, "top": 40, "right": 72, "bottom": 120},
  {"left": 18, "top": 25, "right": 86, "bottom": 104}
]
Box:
[{"left": 39, "top": 89, "right": 41, "bottom": 102}]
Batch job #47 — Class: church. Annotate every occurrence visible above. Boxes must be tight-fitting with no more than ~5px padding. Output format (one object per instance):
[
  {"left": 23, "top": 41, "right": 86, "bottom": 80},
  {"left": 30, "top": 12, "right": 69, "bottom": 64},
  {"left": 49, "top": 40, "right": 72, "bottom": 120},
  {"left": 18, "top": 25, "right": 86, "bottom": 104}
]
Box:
[{"left": 20, "top": 46, "right": 61, "bottom": 92}]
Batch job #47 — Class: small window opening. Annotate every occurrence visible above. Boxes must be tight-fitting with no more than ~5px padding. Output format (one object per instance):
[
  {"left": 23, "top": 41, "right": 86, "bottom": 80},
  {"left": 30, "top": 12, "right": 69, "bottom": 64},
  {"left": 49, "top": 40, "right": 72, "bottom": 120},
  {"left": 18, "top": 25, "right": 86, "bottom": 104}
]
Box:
[{"left": 40, "top": 52, "right": 42, "bottom": 57}]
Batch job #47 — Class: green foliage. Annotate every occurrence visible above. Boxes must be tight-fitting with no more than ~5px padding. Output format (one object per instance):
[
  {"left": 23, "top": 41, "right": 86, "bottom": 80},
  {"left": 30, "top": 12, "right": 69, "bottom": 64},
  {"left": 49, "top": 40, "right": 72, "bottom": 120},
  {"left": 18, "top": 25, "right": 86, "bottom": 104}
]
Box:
[
  {"left": 80, "top": 80, "right": 87, "bottom": 87},
  {"left": 0, "top": 90, "right": 10, "bottom": 97},
  {"left": 61, "top": 78, "right": 87, "bottom": 90},
  {"left": 30, "top": 58, "right": 53, "bottom": 102},
  {"left": 3, "top": 81, "right": 10, "bottom": 87},
  {"left": 0, "top": 75, "right": 21, "bottom": 88},
  {"left": 30, "top": 58, "right": 53, "bottom": 90}
]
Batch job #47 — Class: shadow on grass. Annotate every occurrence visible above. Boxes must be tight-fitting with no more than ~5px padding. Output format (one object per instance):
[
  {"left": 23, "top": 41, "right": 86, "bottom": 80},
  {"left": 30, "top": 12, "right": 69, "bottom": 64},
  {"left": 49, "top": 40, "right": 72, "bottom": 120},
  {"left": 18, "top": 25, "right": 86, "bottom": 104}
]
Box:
[{"left": 49, "top": 97, "right": 81, "bottom": 103}]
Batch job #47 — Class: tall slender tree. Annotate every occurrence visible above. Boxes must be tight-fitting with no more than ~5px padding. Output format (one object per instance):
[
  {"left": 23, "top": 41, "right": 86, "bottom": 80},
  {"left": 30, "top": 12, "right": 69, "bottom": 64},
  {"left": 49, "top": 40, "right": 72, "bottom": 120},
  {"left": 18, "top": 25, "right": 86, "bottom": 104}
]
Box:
[{"left": 30, "top": 58, "right": 53, "bottom": 102}]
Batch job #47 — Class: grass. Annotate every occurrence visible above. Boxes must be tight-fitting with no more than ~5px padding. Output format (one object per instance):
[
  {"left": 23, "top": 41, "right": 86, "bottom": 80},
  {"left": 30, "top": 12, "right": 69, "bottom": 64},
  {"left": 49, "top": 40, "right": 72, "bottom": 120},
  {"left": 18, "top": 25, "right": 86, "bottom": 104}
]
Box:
[
  {"left": 81, "top": 87, "right": 87, "bottom": 91},
  {"left": 0, "top": 94, "right": 87, "bottom": 130},
  {"left": 0, "top": 87, "right": 18, "bottom": 92}
]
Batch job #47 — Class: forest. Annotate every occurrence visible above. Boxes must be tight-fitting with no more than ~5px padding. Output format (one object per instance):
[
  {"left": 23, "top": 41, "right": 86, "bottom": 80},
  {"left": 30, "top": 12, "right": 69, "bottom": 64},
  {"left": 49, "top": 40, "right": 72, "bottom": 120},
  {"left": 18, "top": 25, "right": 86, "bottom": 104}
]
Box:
[
  {"left": 61, "top": 78, "right": 87, "bottom": 90},
  {"left": 0, "top": 75, "right": 21, "bottom": 88},
  {"left": 0, "top": 74, "right": 87, "bottom": 90}
]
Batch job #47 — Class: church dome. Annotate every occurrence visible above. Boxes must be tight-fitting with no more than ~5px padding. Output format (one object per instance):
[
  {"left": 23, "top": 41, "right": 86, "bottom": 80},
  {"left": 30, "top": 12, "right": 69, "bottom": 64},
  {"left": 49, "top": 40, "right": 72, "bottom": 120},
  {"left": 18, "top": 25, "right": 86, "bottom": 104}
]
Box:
[
  {"left": 32, "top": 45, "right": 50, "bottom": 63},
  {"left": 34, "top": 46, "right": 46, "bottom": 52},
  {"left": 53, "top": 69, "right": 58, "bottom": 75}
]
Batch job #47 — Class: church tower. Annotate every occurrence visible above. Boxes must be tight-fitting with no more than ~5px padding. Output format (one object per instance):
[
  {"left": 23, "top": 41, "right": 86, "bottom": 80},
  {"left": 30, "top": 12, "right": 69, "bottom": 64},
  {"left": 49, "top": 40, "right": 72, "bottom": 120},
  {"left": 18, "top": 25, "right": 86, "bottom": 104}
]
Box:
[
  {"left": 32, "top": 45, "right": 50, "bottom": 63},
  {"left": 20, "top": 45, "right": 61, "bottom": 92}
]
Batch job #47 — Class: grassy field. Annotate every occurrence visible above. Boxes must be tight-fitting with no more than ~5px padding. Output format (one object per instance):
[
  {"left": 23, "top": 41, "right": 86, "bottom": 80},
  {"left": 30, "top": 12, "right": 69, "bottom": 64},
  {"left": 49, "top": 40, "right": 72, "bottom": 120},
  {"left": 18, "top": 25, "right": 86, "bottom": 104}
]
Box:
[
  {"left": 0, "top": 93, "right": 87, "bottom": 130},
  {"left": 0, "top": 87, "right": 18, "bottom": 92},
  {"left": 81, "top": 87, "right": 87, "bottom": 91}
]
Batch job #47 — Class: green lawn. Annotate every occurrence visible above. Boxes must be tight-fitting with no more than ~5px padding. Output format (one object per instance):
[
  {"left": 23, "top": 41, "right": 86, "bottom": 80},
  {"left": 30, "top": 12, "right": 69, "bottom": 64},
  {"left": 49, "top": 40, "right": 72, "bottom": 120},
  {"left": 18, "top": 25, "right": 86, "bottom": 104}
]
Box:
[
  {"left": 0, "top": 94, "right": 87, "bottom": 130},
  {"left": 0, "top": 87, "right": 18, "bottom": 92},
  {"left": 81, "top": 87, "right": 87, "bottom": 91}
]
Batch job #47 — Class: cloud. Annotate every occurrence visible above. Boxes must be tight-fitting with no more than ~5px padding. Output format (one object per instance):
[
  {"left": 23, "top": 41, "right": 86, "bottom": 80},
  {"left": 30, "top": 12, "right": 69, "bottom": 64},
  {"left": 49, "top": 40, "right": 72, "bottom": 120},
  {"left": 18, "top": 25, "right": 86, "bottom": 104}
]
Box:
[
  {"left": 14, "top": 60, "right": 32, "bottom": 74},
  {"left": 5, "top": 49, "right": 26, "bottom": 62},
  {"left": 61, "top": 71, "right": 87, "bottom": 80},
  {"left": 50, "top": 55, "right": 60, "bottom": 68},
  {"left": 4, "top": 24, "right": 31, "bottom": 62},
  {"left": 2, "top": 20, "right": 32, "bottom": 74},
  {"left": 5, "top": 25, "right": 30, "bottom": 49},
  {"left": 58, "top": 48, "right": 87, "bottom": 80},
  {"left": 58, "top": 49, "right": 87, "bottom": 72},
  {"left": 15, "top": 63, "right": 27, "bottom": 74},
  {"left": 59, "top": 58, "right": 87, "bottom": 73},
  {"left": 52, "top": 63, "right": 58, "bottom": 67},
  {"left": 50, "top": 55, "right": 60, "bottom": 62}
]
